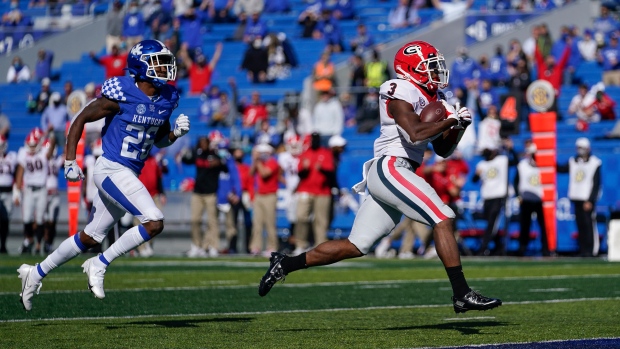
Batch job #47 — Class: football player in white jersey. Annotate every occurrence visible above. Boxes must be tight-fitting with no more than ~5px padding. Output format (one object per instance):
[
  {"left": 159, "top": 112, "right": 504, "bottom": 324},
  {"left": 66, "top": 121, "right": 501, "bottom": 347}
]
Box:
[
  {"left": 259, "top": 41, "right": 502, "bottom": 313},
  {"left": 17, "top": 39, "right": 190, "bottom": 311},
  {"left": 13, "top": 128, "right": 56, "bottom": 255},
  {"left": 0, "top": 135, "right": 17, "bottom": 254},
  {"left": 41, "top": 139, "right": 64, "bottom": 254}
]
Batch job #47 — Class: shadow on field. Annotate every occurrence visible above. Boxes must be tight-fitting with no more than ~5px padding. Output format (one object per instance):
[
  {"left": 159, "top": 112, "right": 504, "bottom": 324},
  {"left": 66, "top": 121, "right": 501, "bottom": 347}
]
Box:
[
  {"left": 385, "top": 321, "right": 509, "bottom": 335},
  {"left": 106, "top": 317, "right": 254, "bottom": 329}
]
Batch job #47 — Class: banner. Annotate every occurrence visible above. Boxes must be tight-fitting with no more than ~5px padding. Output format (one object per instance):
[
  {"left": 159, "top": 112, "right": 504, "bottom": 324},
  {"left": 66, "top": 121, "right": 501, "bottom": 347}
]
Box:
[
  {"left": 0, "top": 28, "right": 61, "bottom": 55},
  {"left": 465, "top": 12, "right": 538, "bottom": 45}
]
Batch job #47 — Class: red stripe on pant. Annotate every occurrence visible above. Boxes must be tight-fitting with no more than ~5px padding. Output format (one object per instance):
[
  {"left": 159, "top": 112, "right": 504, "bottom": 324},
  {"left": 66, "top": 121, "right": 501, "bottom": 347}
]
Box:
[{"left": 386, "top": 156, "right": 448, "bottom": 221}]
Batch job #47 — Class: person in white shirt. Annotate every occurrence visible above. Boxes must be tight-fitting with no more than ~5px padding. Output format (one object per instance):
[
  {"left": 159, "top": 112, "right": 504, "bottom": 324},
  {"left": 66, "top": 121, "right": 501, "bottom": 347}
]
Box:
[
  {"left": 312, "top": 90, "right": 344, "bottom": 146},
  {"left": 476, "top": 105, "right": 501, "bottom": 154},
  {"left": 578, "top": 29, "right": 598, "bottom": 62},
  {"left": 7, "top": 56, "right": 31, "bottom": 83}
]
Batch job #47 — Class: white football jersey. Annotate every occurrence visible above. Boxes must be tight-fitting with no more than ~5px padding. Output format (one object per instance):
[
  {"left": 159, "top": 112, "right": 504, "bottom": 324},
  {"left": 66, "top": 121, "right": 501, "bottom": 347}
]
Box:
[
  {"left": 278, "top": 151, "right": 300, "bottom": 191},
  {"left": 46, "top": 156, "right": 64, "bottom": 191},
  {"left": 17, "top": 147, "right": 49, "bottom": 187},
  {"left": 375, "top": 79, "right": 442, "bottom": 165},
  {"left": 0, "top": 151, "right": 17, "bottom": 187},
  {"left": 476, "top": 155, "right": 509, "bottom": 200}
]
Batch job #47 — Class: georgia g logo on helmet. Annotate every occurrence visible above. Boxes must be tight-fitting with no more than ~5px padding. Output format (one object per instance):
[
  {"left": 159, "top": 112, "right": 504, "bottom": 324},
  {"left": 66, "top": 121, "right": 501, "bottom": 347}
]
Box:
[
  {"left": 394, "top": 40, "right": 449, "bottom": 92},
  {"left": 403, "top": 45, "right": 423, "bottom": 58}
]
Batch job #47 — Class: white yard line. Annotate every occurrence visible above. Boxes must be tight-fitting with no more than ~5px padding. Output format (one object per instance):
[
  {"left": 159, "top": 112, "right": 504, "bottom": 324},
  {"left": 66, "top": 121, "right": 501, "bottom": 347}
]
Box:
[
  {"left": 0, "top": 273, "right": 618, "bottom": 296},
  {"left": 443, "top": 316, "right": 496, "bottom": 321},
  {"left": 528, "top": 288, "right": 571, "bottom": 292},
  {"left": 1, "top": 297, "right": 618, "bottom": 323}
]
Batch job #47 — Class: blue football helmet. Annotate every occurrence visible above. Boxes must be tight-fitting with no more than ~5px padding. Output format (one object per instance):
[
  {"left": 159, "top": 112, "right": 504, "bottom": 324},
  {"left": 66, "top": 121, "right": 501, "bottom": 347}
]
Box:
[{"left": 127, "top": 39, "right": 176, "bottom": 88}]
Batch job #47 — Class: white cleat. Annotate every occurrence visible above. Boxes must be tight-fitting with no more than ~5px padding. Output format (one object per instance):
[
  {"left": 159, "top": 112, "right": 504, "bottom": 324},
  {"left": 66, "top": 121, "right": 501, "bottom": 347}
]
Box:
[
  {"left": 17, "top": 264, "right": 42, "bottom": 311},
  {"left": 82, "top": 256, "right": 106, "bottom": 299}
]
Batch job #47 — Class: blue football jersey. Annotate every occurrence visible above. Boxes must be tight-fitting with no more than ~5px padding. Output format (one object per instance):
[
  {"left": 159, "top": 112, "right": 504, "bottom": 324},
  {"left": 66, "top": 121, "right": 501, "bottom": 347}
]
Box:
[{"left": 100, "top": 76, "right": 179, "bottom": 174}]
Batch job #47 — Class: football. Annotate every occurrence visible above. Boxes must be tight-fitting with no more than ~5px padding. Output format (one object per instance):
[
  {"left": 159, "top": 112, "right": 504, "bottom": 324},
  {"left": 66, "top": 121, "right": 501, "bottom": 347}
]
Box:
[{"left": 420, "top": 101, "right": 447, "bottom": 123}]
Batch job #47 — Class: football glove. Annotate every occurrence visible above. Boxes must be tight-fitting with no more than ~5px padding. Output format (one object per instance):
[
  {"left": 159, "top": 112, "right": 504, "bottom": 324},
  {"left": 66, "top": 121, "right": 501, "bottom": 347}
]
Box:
[
  {"left": 12, "top": 185, "right": 21, "bottom": 205},
  {"left": 173, "top": 114, "right": 190, "bottom": 138},
  {"left": 455, "top": 102, "right": 472, "bottom": 129},
  {"left": 64, "top": 160, "right": 85, "bottom": 182}
]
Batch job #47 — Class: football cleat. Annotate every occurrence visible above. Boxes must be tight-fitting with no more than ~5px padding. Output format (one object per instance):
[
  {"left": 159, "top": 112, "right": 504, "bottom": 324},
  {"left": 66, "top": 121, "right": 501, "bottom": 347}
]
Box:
[
  {"left": 17, "top": 264, "right": 42, "bottom": 311},
  {"left": 82, "top": 256, "right": 106, "bottom": 299},
  {"left": 452, "top": 290, "right": 502, "bottom": 313},
  {"left": 258, "top": 252, "right": 287, "bottom": 297}
]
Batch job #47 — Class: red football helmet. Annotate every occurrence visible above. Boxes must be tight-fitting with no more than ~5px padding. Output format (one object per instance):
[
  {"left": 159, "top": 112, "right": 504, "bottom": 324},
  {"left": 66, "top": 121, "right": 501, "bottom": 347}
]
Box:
[
  {"left": 285, "top": 134, "right": 302, "bottom": 156},
  {"left": 393, "top": 41, "right": 449, "bottom": 92},
  {"left": 25, "top": 131, "right": 42, "bottom": 154},
  {"left": 0, "top": 135, "right": 7, "bottom": 155},
  {"left": 31, "top": 127, "right": 44, "bottom": 140}
]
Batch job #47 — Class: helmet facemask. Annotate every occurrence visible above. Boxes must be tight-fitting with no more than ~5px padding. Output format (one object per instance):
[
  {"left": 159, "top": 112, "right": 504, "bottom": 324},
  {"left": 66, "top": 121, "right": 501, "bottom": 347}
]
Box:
[
  {"left": 142, "top": 52, "right": 177, "bottom": 86},
  {"left": 420, "top": 54, "right": 449, "bottom": 90}
]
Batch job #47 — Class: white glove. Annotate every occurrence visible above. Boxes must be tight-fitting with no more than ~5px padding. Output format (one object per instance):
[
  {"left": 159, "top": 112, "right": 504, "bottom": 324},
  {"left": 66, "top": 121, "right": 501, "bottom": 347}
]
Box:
[
  {"left": 173, "top": 114, "right": 190, "bottom": 138},
  {"left": 64, "top": 160, "right": 85, "bottom": 182},
  {"left": 12, "top": 186, "right": 21, "bottom": 206},
  {"left": 454, "top": 102, "right": 472, "bottom": 129}
]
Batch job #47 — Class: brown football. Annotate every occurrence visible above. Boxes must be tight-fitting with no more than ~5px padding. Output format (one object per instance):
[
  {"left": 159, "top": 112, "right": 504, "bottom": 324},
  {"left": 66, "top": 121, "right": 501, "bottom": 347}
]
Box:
[{"left": 419, "top": 101, "right": 447, "bottom": 123}]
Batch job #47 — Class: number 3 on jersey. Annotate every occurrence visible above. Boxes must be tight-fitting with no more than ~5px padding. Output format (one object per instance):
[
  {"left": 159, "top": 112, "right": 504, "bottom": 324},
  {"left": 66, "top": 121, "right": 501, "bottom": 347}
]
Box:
[{"left": 121, "top": 124, "right": 158, "bottom": 160}]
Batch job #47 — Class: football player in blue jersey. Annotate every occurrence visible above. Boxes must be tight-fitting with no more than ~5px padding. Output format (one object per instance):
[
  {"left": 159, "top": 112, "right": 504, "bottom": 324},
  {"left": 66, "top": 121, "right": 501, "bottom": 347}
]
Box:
[{"left": 17, "top": 40, "right": 191, "bottom": 311}]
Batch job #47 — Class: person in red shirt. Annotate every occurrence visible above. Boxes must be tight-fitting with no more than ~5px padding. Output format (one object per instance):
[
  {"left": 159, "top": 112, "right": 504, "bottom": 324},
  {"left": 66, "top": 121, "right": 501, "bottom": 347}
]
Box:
[
  {"left": 90, "top": 45, "right": 129, "bottom": 79},
  {"left": 241, "top": 91, "right": 269, "bottom": 128},
  {"left": 249, "top": 143, "right": 281, "bottom": 256},
  {"left": 181, "top": 42, "right": 223, "bottom": 95},
  {"left": 293, "top": 133, "right": 334, "bottom": 255},
  {"left": 588, "top": 91, "right": 617, "bottom": 120},
  {"left": 535, "top": 43, "right": 570, "bottom": 118},
  {"left": 133, "top": 151, "right": 168, "bottom": 257},
  {"left": 231, "top": 146, "right": 254, "bottom": 254}
]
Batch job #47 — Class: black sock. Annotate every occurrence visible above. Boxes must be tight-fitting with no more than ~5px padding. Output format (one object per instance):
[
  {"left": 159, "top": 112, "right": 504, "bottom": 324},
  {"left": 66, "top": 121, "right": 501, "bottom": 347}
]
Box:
[
  {"left": 445, "top": 265, "right": 470, "bottom": 298},
  {"left": 280, "top": 253, "right": 308, "bottom": 274}
]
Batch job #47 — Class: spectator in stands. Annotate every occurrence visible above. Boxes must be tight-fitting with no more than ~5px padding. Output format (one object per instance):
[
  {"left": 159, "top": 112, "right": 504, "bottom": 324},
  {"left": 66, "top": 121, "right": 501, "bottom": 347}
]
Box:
[
  {"left": 207, "top": 0, "right": 235, "bottom": 23},
  {"left": 234, "top": 0, "right": 264, "bottom": 17},
  {"left": 476, "top": 79, "right": 499, "bottom": 118},
  {"left": 123, "top": 1, "right": 146, "bottom": 49},
  {"left": 365, "top": 49, "right": 390, "bottom": 89},
  {"left": 243, "top": 12, "right": 269, "bottom": 43},
  {"left": 569, "top": 83, "right": 598, "bottom": 123},
  {"left": 590, "top": 88, "right": 616, "bottom": 121},
  {"left": 557, "top": 138, "right": 602, "bottom": 257},
  {"left": 312, "top": 90, "right": 344, "bottom": 145},
  {"left": 514, "top": 143, "right": 550, "bottom": 257},
  {"left": 451, "top": 47, "right": 478, "bottom": 102},
  {"left": 388, "top": 0, "right": 419, "bottom": 29},
  {"left": 472, "top": 139, "right": 518, "bottom": 256},
  {"left": 349, "top": 54, "right": 365, "bottom": 108},
  {"left": 508, "top": 58, "right": 531, "bottom": 95},
  {"left": 312, "top": 51, "right": 335, "bottom": 93},
  {"left": 178, "top": 7, "right": 207, "bottom": 59},
  {"left": 241, "top": 91, "right": 269, "bottom": 128},
  {"left": 2, "top": 0, "right": 24, "bottom": 27},
  {"left": 231, "top": 146, "right": 254, "bottom": 253},
  {"left": 265, "top": 33, "right": 292, "bottom": 81},
  {"left": 61, "top": 81, "right": 74, "bottom": 105},
  {"left": 241, "top": 39, "right": 269, "bottom": 83},
  {"left": 264, "top": 0, "right": 290, "bottom": 13},
  {"left": 598, "top": 34, "right": 620, "bottom": 86},
  {"left": 535, "top": 41, "right": 570, "bottom": 117},
  {"left": 506, "top": 39, "right": 527, "bottom": 71},
  {"left": 182, "top": 136, "right": 229, "bottom": 258},
  {"left": 356, "top": 87, "right": 380, "bottom": 133},
  {"left": 350, "top": 23, "right": 374, "bottom": 55},
  {"left": 293, "top": 132, "right": 334, "bottom": 255},
  {"left": 578, "top": 29, "right": 598, "bottom": 62},
  {"left": 180, "top": 42, "right": 223, "bottom": 95},
  {"left": 90, "top": 45, "right": 128, "bottom": 79},
  {"left": 146, "top": 0, "right": 173, "bottom": 38},
  {"left": 174, "top": 0, "right": 194, "bottom": 17},
  {"left": 7, "top": 56, "right": 30, "bottom": 83},
  {"left": 106, "top": 0, "right": 125, "bottom": 54},
  {"left": 593, "top": 3, "right": 619, "bottom": 38},
  {"left": 255, "top": 119, "right": 280, "bottom": 146},
  {"left": 28, "top": 77, "right": 51, "bottom": 114},
  {"left": 298, "top": 2, "right": 320, "bottom": 38},
  {"left": 249, "top": 143, "right": 280, "bottom": 256},
  {"left": 198, "top": 85, "right": 222, "bottom": 123},
  {"left": 340, "top": 92, "right": 357, "bottom": 127},
  {"left": 34, "top": 50, "right": 54, "bottom": 82},
  {"left": 40, "top": 92, "right": 69, "bottom": 148},
  {"left": 476, "top": 105, "right": 501, "bottom": 153},
  {"left": 313, "top": 9, "right": 343, "bottom": 53},
  {"left": 489, "top": 45, "right": 509, "bottom": 86}
]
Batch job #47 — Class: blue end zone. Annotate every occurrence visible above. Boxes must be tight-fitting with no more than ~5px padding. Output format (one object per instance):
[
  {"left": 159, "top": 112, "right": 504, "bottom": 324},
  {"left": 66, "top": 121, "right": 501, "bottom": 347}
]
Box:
[{"left": 435, "top": 337, "right": 620, "bottom": 349}]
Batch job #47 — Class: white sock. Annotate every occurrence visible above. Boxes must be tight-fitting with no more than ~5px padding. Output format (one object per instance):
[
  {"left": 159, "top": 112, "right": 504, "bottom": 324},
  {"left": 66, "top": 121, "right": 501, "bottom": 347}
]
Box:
[
  {"left": 97, "top": 225, "right": 150, "bottom": 267},
  {"left": 33, "top": 233, "right": 87, "bottom": 283}
]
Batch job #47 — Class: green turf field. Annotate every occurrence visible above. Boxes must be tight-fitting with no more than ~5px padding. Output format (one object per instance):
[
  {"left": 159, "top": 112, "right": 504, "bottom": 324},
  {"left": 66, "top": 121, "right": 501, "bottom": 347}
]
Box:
[{"left": 1, "top": 256, "right": 619, "bottom": 348}]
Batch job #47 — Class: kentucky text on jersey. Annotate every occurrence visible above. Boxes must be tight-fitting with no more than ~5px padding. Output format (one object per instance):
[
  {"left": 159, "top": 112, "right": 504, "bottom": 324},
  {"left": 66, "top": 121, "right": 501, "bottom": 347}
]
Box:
[{"left": 131, "top": 115, "right": 166, "bottom": 126}]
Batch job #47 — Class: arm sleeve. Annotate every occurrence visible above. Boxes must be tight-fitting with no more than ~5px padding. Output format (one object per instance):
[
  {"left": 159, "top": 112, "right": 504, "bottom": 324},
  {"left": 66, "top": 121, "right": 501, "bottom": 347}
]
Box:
[
  {"left": 557, "top": 45, "right": 571, "bottom": 71},
  {"left": 589, "top": 165, "right": 601, "bottom": 203}
]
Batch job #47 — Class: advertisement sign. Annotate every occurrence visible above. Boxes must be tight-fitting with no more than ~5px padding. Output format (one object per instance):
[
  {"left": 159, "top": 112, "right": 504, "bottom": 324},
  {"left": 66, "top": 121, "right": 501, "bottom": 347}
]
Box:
[{"left": 465, "top": 12, "right": 538, "bottom": 45}]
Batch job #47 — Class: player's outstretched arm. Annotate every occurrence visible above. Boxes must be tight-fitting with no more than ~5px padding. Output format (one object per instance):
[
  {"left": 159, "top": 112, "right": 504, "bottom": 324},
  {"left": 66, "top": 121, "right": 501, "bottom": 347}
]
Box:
[
  {"left": 389, "top": 99, "right": 458, "bottom": 143},
  {"left": 66, "top": 97, "right": 119, "bottom": 161}
]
